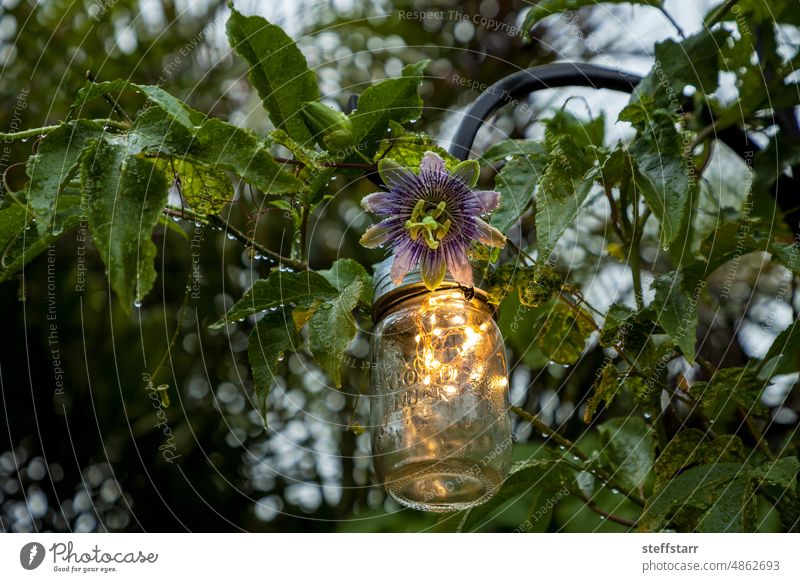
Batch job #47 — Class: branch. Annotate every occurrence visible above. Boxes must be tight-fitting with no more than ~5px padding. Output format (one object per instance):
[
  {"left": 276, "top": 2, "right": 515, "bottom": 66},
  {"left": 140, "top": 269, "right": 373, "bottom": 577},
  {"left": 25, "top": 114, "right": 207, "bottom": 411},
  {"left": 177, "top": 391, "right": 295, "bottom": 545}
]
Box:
[
  {"left": 85, "top": 70, "right": 133, "bottom": 123},
  {"left": 0, "top": 119, "right": 131, "bottom": 142},
  {"left": 705, "top": 0, "right": 739, "bottom": 28},
  {"left": 510, "top": 406, "right": 646, "bottom": 507},
  {"left": 580, "top": 493, "right": 638, "bottom": 527},
  {"left": 629, "top": 206, "right": 650, "bottom": 311},
  {"left": 657, "top": 5, "right": 686, "bottom": 39},
  {"left": 162, "top": 207, "right": 306, "bottom": 270},
  {"left": 603, "top": 184, "right": 628, "bottom": 243}
]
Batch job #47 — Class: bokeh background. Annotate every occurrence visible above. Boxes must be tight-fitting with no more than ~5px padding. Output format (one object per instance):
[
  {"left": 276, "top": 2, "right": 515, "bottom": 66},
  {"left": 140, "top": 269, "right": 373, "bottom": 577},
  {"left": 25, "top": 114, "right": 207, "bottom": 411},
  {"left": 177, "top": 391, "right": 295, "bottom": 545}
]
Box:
[{"left": 1, "top": 0, "right": 798, "bottom": 532}]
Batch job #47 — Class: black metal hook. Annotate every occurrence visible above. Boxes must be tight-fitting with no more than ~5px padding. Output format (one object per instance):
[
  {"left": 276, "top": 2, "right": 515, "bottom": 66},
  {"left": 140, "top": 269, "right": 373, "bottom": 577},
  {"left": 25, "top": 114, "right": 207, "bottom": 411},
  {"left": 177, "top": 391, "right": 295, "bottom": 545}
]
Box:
[
  {"left": 447, "top": 63, "right": 642, "bottom": 160},
  {"left": 445, "top": 62, "right": 758, "bottom": 165}
]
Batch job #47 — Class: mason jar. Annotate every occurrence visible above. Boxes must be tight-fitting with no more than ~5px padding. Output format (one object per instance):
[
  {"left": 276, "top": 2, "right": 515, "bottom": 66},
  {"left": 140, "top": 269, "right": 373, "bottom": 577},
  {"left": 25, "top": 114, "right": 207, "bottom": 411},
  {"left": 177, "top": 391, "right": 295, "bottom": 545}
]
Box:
[{"left": 369, "top": 261, "right": 512, "bottom": 512}]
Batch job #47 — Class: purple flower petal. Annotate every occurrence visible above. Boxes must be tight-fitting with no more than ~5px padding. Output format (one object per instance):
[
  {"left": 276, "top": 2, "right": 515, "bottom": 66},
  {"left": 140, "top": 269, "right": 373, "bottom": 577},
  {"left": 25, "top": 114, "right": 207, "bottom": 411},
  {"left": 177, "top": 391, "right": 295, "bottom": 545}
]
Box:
[
  {"left": 361, "top": 191, "right": 397, "bottom": 214},
  {"left": 474, "top": 218, "right": 506, "bottom": 247},
  {"left": 471, "top": 190, "right": 501, "bottom": 214},
  {"left": 420, "top": 249, "right": 447, "bottom": 290},
  {"left": 420, "top": 151, "right": 445, "bottom": 174},
  {"left": 390, "top": 242, "right": 422, "bottom": 284},
  {"left": 444, "top": 242, "right": 473, "bottom": 287},
  {"left": 360, "top": 222, "right": 394, "bottom": 248}
]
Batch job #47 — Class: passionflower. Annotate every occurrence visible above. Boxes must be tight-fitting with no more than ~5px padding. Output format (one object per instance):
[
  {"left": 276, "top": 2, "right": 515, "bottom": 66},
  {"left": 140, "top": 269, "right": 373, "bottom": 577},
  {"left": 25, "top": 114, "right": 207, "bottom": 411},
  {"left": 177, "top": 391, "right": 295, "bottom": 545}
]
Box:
[{"left": 360, "top": 151, "right": 506, "bottom": 290}]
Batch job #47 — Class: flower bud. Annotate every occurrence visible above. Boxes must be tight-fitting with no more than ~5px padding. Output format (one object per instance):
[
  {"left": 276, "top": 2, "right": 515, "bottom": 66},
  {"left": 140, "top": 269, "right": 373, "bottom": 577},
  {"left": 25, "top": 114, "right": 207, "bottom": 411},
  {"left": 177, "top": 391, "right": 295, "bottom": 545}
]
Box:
[{"left": 301, "top": 102, "right": 354, "bottom": 151}]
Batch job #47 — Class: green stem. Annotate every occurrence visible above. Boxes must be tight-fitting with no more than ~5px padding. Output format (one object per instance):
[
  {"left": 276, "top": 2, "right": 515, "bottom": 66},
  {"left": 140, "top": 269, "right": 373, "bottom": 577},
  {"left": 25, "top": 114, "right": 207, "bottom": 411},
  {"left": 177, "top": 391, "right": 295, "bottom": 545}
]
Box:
[
  {"left": 0, "top": 119, "right": 131, "bottom": 142},
  {"left": 706, "top": 0, "right": 739, "bottom": 27},
  {"left": 510, "top": 406, "right": 647, "bottom": 507},
  {"left": 0, "top": 125, "right": 61, "bottom": 142},
  {"left": 298, "top": 202, "right": 311, "bottom": 262},
  {"left": 657, "top": 4, "right": 686, "bottom": 39},
  {"left": 150, "top": 271, "right": 193, "bottom": 384},
  {"left": 740, "top": 407, "right": 776, "bottom": 460},
  {"left": 603, "top": 185, "right": 627, "bottom": 243},
  {"left": 629, "top": 206, "right": 649, "bottom": 311},
  {"left": 653, "top": 413, "right": 669, "bottom": 451},
  {"left": 86, "top": 70, "right": 133, "bottom": 123}
]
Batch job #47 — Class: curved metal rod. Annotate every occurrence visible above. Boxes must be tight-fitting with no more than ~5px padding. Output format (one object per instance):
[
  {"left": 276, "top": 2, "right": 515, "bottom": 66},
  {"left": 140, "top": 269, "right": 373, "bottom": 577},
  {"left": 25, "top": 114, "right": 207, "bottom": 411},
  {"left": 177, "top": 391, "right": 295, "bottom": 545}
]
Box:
[{"left": 448, "top": 63, "right": 642, "bottom": 160}]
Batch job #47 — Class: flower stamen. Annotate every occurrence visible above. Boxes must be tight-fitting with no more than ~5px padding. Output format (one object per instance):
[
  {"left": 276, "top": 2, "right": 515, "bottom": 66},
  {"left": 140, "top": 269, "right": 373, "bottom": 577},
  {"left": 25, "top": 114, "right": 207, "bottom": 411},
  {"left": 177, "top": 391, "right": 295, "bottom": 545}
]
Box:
[{"left": 404, "top": 200, "right": 451, "bottom": 250}]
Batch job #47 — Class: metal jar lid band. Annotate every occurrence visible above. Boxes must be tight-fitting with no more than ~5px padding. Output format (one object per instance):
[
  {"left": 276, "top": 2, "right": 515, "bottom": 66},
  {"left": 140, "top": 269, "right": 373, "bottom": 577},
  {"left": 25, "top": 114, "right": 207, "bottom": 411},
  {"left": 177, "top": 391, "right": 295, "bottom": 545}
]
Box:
[{"left": 371, "top": 257, "right": 493, "bottom": 321}]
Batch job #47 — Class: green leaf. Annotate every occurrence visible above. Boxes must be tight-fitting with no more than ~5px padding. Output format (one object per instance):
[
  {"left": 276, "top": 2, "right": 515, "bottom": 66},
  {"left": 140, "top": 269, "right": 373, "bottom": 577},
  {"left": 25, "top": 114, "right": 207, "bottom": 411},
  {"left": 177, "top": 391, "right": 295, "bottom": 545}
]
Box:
[
  {"left": 71, "top": 80, "right": 204, "bottom": 130},
  {"left": 544, "top": 109, "right": 604, "bottom": 148},
  {"left": 247, "top": 309, "right": 300, "bottom": 423},
  {"left": 706, "top": 0, "right": 800, "bottom": 27},
  {"left": 521, "top": 0, "right": 659, "bottom": 40},
  {"left": 599, "top": 303, "right": 660, "bottom": 370},
  {"left": 226, "top": 8, "right": 320, "bottom": 145},
  {"left": 492, "top": 153, "right": 547, "bottom": 233},
  {"left": 81, "top": 139, "right": 170, "bottom": 310},
  {"left": 308, "top": 280, "right": 362, "bottom": 387},
  {"left": 349, "top": 60, "right": 428, "bottom": 157},
  {"left": 694, "top": 474, "right": 756, "bottom": 533},
  {"left": 155, "top": 158, "right": 233, "bottom": 216},
  {"left": 634, "top": 163, "right": 690, "bottom": 249},
  {"left": 533, "top": 300, "right": 594, "bottom": 365},
  {"left": 210, "top": 270, "right": 338, "bottom": 329},
  {"left": 680, "top": 218, "right": 767, "bottom": 285},
  {"left": 597, "top": 417, "right": 655, "bottom": 491},
  {"left": 192, "top": 118, "right": 302, "bottom": 194},
  {"left": 373, "top": 121, "right": 459, "bottom": 170},
  {"left": 629, "top": 112, "right": 692, "bottom": 247},
  {"left": 452, "top": 159, "right": 480, "bottom": 188},
  {"left": 752, "top": 457, "right": 800, "bottom": 489},
  {"left": 650, "top": 271, "right": 700, "bottom": 362},
  {"left": 496, "top": 293, "right": 552, "bottom": 369},
  {"left": 654, "top": 429, "right": 703, "bottom": 492},
  {"left": 26, "top": 120, "right": 103, "bottom": 233},
  {"left": 456, "top": 459, "right": 574, "bottom": 533},
  {"left": 638, "top": 462, "right": 748, "bottom": 532},
  {"left": 761, "top": 320, "right": 800, "bottom": 377},
  {"left": 655, "top": 430, "right": 746, "bottom": 493},
  {"left": 515, "top": 261, "right": 563, "bottom": 308},
  {"left": 130, "top": 108, "right": 302, "bottom": 194},
  {"left": 0, "top": 195, "right": 83, "bottom": 282},
  {"left": 599, "top": 303, "right": 634, "bottom": 347},
  {"left": 770, "top": 242, "right": 800, "bottom": 277},
  {"left": 632, "top": 28, "right": 730, "bottom": 109},
  {"left": 481, "top": 139, "right": 546, "bottom": 164},
  {"left": 269, "top": 128, "right": 337, "bottom": 204},
  {"left": 536, "top": 136, "right": 598, "bottom": 258},
  {"left": 694, "top": 367, "right": 766, "bottom": 424},
  {"left": 318, "top": 258, "right": 373, "bottom": 304},
  {"left": 584, "top": 363, "right": 621, "bottom": 423}
]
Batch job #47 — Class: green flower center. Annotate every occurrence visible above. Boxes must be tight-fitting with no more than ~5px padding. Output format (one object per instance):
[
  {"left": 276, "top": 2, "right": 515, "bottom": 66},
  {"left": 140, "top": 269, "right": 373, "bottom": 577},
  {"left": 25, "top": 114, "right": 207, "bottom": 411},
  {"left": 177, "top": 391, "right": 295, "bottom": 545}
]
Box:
[{"left": 404, "top": 200, "right": 452, "bottom": 250}]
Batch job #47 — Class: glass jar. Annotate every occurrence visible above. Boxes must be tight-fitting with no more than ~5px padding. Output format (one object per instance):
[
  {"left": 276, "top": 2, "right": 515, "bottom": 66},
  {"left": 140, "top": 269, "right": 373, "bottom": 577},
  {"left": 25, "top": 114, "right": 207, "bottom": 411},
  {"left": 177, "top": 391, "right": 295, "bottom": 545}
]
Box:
[{"left": 369, "top": 265, "right": 512, "bottom": 512}]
